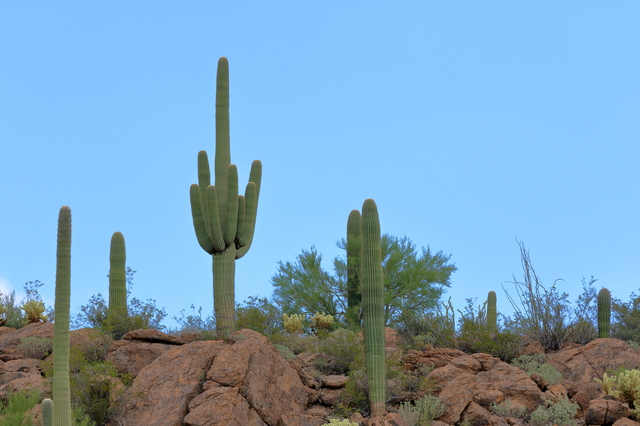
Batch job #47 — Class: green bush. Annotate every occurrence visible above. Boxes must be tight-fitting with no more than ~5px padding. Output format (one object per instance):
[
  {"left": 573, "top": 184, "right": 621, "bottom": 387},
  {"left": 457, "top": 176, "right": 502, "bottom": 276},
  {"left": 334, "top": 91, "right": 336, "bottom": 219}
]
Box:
[
  {"left": 399, "top": 395, "right": 446, "bottom": 426},
  {"left": 611, "top": 291, "right": 640, "bottom": 343},
  {"left": 528, "top": 398, "right": 578, "bottom": 426},
  {"left": 317, "top": 328, "right": 364, "bottom": 375},
  {"left": 489, "top": 399, "right": 528, "bottom": 418},
  {"left": 395, "top": 299, "right": 456, "bottom": 349},
  {"left": 236, "top": 296, "right": 282, "bottom": 337},
  {"left": 274, "top": 343, "right": 296, "bottom": 361},
  {"left": 0, "top": 388, "right": 41, "bottom": 426},
  {"left": 511, "top": 354, "right": 563, "bottom": 385},
  {"left": 323, "top": 419, "right": 358, "bottom": 426},
  {"left": 335, "top": 368, "right": 369, "bottom": 417},
  {"left": 17, "top": 336, "right": 53, "bottom": 360},
  {"left": 270, "top": 332, "right": 320, "bottom": 355}
]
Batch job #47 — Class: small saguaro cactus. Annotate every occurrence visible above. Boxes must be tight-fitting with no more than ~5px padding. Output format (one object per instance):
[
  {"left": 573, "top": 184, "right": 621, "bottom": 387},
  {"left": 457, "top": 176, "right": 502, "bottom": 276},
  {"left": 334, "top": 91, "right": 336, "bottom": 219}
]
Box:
[
  {"left": 189, "top": 57, "right": 262, "bottom": 340},
  {"left": 53, "top": 206, "right": 72, "bottom": 426},
  {"left": 487, "top": 291, "right": 497, "bottom": 332},
  {"left": 360, "top": 199, "right": 386, "bottom": 417},
  {"left": 346, "top": 210, "right": 362, "bottom": 327},
  {"left": 598, "top": 287, "right": 611, "bottom": 338},
  {"left": 42, "top": 398, "right": 53, "bottom": 426},
  {"left": 109, "top": 232, "right": 127, "bottom": 317}
]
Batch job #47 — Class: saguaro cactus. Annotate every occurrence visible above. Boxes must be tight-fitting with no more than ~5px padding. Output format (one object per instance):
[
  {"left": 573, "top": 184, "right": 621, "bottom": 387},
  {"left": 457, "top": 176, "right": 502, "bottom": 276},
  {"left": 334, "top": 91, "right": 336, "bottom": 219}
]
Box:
[
  {"left": 53, "top": 206, "right": 72, "bottom": 426},
  {"left": 360, "top": 199, "right": 386, "bottom": 416},
  {"left": 109, "top": 232, "right": 127, "bottom": 317},
  {"left": 346, "top": 209, "right": 362, "bottom": 326},
  {"left": 598, "top": 287, "right": 611, "bottom": 338},
  {"left": 189, "top": 57, "right": 262, "bottom": 339},
  {"left": 42, "top": 398, "right": 53, "bottom": 426},
  {"left": 487, "top": 291, "right": 497, "bottom": 332}
]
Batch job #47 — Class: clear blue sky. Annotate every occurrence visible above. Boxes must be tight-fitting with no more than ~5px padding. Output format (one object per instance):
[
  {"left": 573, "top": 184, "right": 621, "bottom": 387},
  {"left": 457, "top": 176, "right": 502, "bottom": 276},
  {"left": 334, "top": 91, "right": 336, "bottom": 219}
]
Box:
[{"left": 1, "top": 2, "right": 638, "bottom": 329}]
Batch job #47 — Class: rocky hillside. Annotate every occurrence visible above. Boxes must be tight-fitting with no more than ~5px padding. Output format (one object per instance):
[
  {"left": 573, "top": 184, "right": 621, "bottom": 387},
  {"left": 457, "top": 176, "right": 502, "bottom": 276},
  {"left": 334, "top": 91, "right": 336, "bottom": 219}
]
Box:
[{"left": 1, "top": 323, "right": 639, "bottom": 426}]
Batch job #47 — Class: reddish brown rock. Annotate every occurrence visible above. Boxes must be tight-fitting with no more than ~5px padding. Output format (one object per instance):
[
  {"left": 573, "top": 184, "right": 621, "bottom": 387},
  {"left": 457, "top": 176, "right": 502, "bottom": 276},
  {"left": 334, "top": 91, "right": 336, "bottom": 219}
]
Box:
[
  {"left": 571, "top": 390, "right": 592, "bottom": 417},
  {"left": 548, "top": 338, "right": 640, "bottom": 399},
  {"left": 277, "top": 412, "right": 326, "bottom": 426},
  {"left": 121, "top": 340, "right": 228, "bottom": 426},
  {"left": 612, "top": 419, "right": 640, "bottom": 426},
  {"left": 183, "top": 383, "right": 266, "bottom": 426},
  {"left": 122, "top": 328, "right": 185, "bottom": 344},
  {"left": 530, "top": 373, "right": 548, "bottom": 392},
  {"left": 544, "top": 384, "right": 568, "bottom": 402},
  {"left": 427, "top": 354, "right": 546, "bottom": 424},
  {"left": 0, "top": 374, "right": 48, "bottom": 401},
  {"left": 322, "top": 375, "right": 349, "bottom": 389},
  {"left": 106, "top": 339, "right": 178, "bottom": 379},
  {"left": 402, "top": 346, "right": 466, "bottom": 370},
  {"left": 70, "top": 327, "right": 112, "bottom": 360},
  {"left": 0, "top": 323, "right": 54, "bottom": 361},
  {"left": 519, "top": 339, "right": 545, "bottom": 357},
  {"left": 461, "top": 402, "right": 491, "bottom": 426},
  {"left": 207, "top": 329, "right": 309, "bottom": 426},
  {"left": 3, "top": 358, "right": 40, "bottom": 375},
  {"left": 585, "top": 398, "right": 630, "bottom": 425},
  {"left": 318, "top": 387, "right": 343, "bottom": 406},
  {"left": 362, "top": 413, "right": 406, "bottom": 426}
]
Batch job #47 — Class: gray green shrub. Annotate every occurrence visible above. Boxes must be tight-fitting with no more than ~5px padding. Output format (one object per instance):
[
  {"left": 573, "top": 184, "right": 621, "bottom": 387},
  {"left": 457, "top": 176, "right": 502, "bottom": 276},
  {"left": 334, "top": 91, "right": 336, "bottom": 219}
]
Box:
[
  {"left": 528, "top": 398, "right": 578, "bottom": 426},
  {"left": 511, "top": 353, "right": 563, "bottom": 385},
  {"left": 17, "top": 336, "right": 53, "bottom": 360},
  {"left": 399, "top": 395, "right": 446, "bottom": 426}
]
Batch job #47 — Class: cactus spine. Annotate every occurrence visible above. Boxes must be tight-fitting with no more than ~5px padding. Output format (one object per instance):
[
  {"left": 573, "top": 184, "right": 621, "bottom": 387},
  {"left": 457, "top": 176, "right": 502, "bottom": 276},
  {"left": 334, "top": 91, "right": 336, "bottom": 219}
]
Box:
[
  {"left": 360, "top": 199, "right": 386, "bottom": 416},
  {"left": 598, "top": 287, "right": 611, "bottom": 338},
  {"left": 42, "top": 398, "right": 53, "bottom": 426},
  {"left": 109, "top": 232, "right": 127, "bottom": 317},
  {"left": 189, "top": 57, "right": 262, "bottom": 339},
  {"left": 346, "top": 209, "right": 362, "bottom": 327},
  {"left": 53, "top": 206, "right": 72, "bottom": 426},
  {"left": 487, "top": 291, "right": 497, "bottom": 332}
]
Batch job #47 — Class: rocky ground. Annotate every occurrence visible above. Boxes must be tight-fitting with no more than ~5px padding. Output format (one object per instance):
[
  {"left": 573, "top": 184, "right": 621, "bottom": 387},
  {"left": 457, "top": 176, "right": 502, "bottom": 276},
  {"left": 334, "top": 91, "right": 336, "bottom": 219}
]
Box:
[{"left": 0, "top": 323, "right": 639, "bottom": 426}]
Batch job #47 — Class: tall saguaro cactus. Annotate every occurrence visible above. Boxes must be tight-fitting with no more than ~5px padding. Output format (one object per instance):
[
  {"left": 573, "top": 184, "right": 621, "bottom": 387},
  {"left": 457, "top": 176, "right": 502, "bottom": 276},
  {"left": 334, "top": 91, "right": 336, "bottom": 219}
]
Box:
[
  {"left": 487, "top": 291, "right": 497, "bottom": 332},
  {"left": 360, "top": 199, "right": 386, "bottom": 417},
  {"left": 109, "top": 232, "right": 127, "bottom": 317},
  {"left": 598, "top": 287, "right": 611, "bottom": 338},
  {"left": 346, "top": 209, "right": 362, "bottom": 326},
  {"left": 189, "top": 57, "right": 262, "bottom": 339},
  {"left": 53, "top": 206, "right": 72, "bottom": 426}
]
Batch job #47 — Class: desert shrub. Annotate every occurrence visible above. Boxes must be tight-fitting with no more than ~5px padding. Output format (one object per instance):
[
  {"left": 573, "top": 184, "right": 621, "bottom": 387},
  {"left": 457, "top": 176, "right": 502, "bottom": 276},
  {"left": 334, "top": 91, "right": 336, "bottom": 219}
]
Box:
[
  {"left": 274, "top": 344, "right": 296, "bottom": 361},
  {"left": 270, "top": 331, "right": 320, "bottom": 355},
  {"left": 334, "top": 368, "right": 369, "bottom": 417},
  {"left": 0, "top": 281, "right": 50, "bottom": 329},
  {"left": 82, "top": 331, "right": 113, "bottom": 363},
  {"left": 71, "top": 361, "right": 128, "bottom": 426},
  {"left": 395, "top": 298, "right": 456, "bottom": 349},
  {"left": 323, "top": 419, "right": 358, "bottom": 426},
  {"left": 76, "top": 292, "right": 167, "bottom": 340},
  {"left": 399, "top": 395, "right": 446, "bottom": 426},
  {"left": 0, "top": 388, "right": 41, "bottom": 426},
  {"left": 511, "top": 354, "right": 563, "bottom": 385},
  {"left": 236, "top": 296, "right": 282, "bottom": 337},
  {"left": 171, "top": 304, "right": 216, "bottom": 340},
  {"left": 18, "top": 336, "right": 53, "bottom": 360},
  {"left": 529, "top": 398, "right": 578, "bottom": 426},
  {"left": 317, "top": 328, "right": 364, "bottom": 374},
  {"left": 490, "top": 399, "right": 528, "bottom": 418},
  {"left": 611, "top": 291, "right": 640, "bottom": 343}
]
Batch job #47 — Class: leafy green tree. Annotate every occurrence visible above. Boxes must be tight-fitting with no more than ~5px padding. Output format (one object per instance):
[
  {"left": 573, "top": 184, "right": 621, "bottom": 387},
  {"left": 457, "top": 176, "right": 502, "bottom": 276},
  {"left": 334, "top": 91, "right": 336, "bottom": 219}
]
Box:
[{"left": 271, "top": 234, "right": 456, "bottom": 326}]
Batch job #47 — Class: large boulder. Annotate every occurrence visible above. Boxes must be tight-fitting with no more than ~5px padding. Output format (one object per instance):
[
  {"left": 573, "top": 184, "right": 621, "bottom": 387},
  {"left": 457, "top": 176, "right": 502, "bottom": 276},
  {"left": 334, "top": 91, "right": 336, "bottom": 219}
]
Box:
[
  {"left": 120, "top": 329, "right": 317, "bottom": 426},
  {"left": 0, "top": 323, "right": 54, "bottom": 361},
  {"left": 547, "top": 338, "right": 640, "bottom": 399},
  {"left": 424, "top": 352, "right": 547, "bottom": 424}
]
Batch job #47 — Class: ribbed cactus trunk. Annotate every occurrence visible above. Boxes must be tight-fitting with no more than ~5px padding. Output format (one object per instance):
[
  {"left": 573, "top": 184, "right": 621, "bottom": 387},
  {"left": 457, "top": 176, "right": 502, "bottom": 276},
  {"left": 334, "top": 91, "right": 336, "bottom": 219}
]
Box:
[
  {"left": 360, "top": 199, "right": 386, "bottom": 417},
  {"left": 597, "top": 288, "right": 611, "bottom": 338},
  {"left": 346, "top": 209, "right": 362, "bottom": 327},
  {"left": 42, "top": 398, "right": 53, "bottom": 426},
  {"left": 53, "top": 206, "right": 72, "bottom": 426},
  {"left": 487, "top": 291, "right": 497, "bottom": 333},
  {"left": 109, "top": 232, "right": 127, "bottom": 317},
  {"left": 189, "top": 57, "right": 262, "bottom": 340}
]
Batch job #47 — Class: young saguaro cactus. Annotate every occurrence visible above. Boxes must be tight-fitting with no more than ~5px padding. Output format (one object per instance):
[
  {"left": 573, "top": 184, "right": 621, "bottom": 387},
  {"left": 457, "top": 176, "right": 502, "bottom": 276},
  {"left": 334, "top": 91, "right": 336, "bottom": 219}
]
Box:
[
  {"left": 42, "top": 398, "right": 53, "bottom": 426},
  {"left": 53, "top": 206, "right": 72, "bottom": 426},
  {"left": 346, "top": 209, "right": 362, "bottom": 327},
  {"left": 360, "top": 199, "right": 386, "bottom": 417},
  {"left": 189, "top": 57, "right": 262, "bottom": 339},
  {"left": 109, "top": 232, "right": 127, "bottom": 317},
  {"left": 487, "top": 291, "right": 497, "bottom": 332},
  {"left": 598, "top": 287, "right": 611, "bottom": 338}
]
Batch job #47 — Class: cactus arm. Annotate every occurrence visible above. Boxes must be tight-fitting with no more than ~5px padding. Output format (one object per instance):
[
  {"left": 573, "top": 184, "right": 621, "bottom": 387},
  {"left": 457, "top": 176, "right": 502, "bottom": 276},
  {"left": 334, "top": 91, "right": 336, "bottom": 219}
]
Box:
[
  {"left": 237, "top": 182, "right": 257, "bottom": 249},
  {"left": 361, "top": 199, "right": 386, "bottom": 417},
  {"left": 223, "top": 165, "right": 239, "bottom": 243},
  {"left": 197, "top": 151, "right": 211, "bottom": 212},
  {"left": 204, "top": 186, "right": 226, "bottom": 252},
  {"left": 236, "top": 195, "right": 246, "bottom": 242},
  {"left": 109, "top": 232, "right": 127, "bottom": 315},
  {"left": 598, "top": 288, "right": 611, "bottom": 338},
  {"left": 215, "top": 57, "right": 231, "bottom": 221},
  {"left": 190, "top": 184, "right": 215, "bottom": 254},
  {"left": 346, "top": 209, "right": 362, "bottom": 326},
  {"left": 53, "top": 206, "right": 72, "bottom": 426}
]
